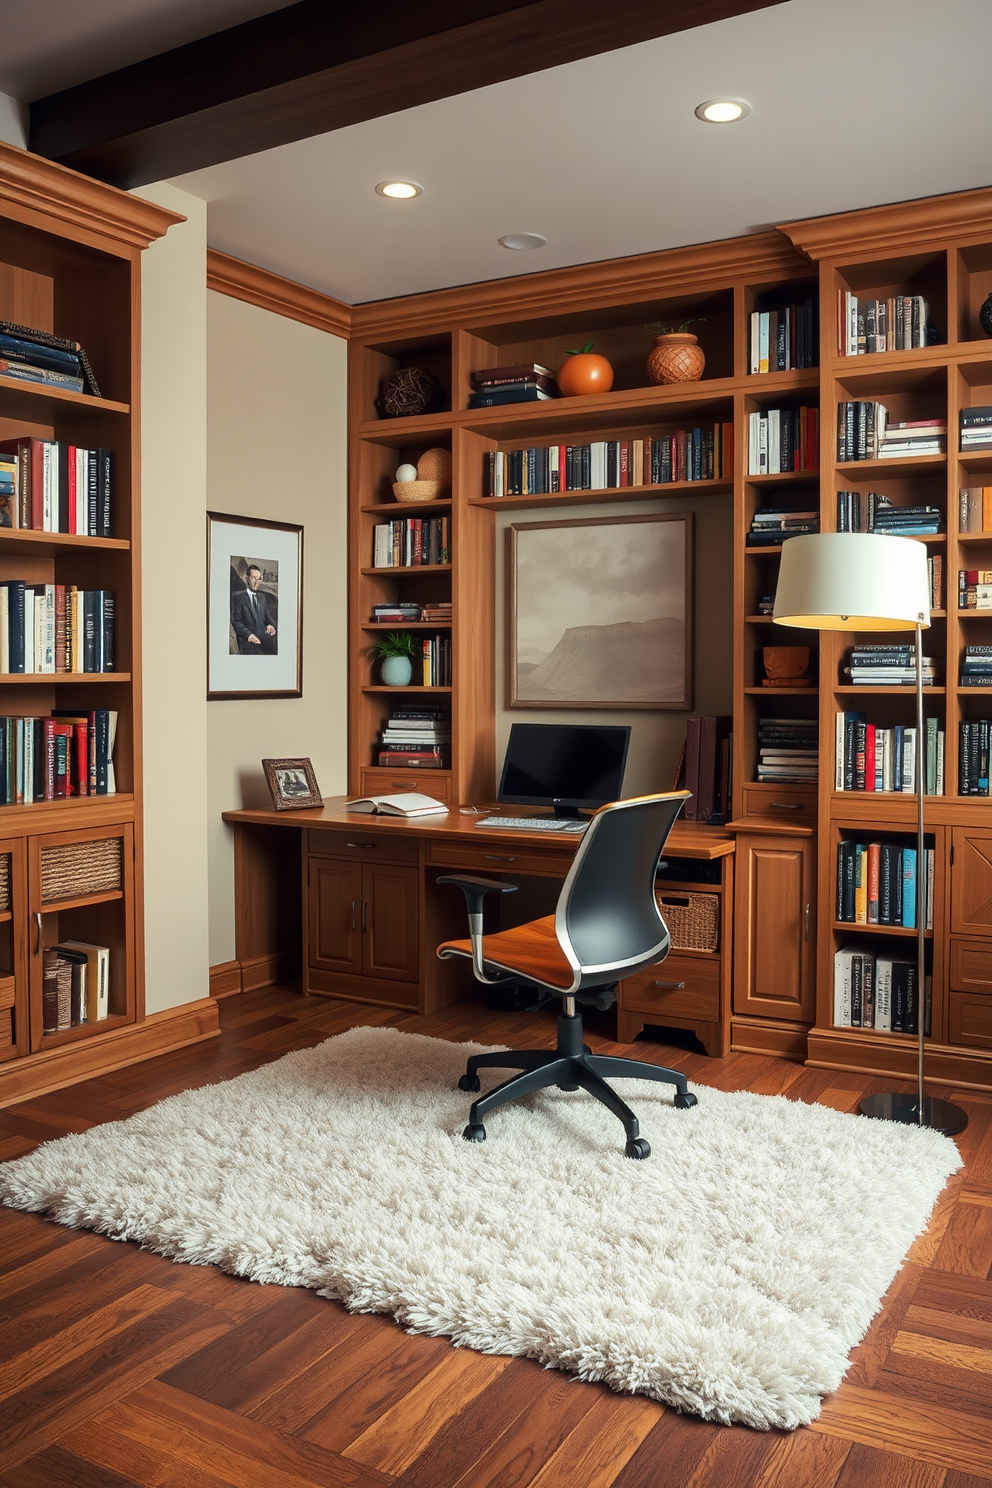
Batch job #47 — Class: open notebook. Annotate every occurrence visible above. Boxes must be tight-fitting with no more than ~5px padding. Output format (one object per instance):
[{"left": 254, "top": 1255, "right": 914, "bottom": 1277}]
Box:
[{"left": 345, "top": 792, "right": 448, "bottom": 817}]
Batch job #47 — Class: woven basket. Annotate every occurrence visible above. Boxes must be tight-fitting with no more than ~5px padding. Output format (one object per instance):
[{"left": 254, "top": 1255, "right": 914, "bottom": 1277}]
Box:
[
  {"left": 41, "top": 837, "right": 122, "bottom": 903},
  {"left": 0, "top": 853, "right": 9, "bottom": 913},
  {"left": 656, "top": 890, "right": 719, "bottom": 952}
]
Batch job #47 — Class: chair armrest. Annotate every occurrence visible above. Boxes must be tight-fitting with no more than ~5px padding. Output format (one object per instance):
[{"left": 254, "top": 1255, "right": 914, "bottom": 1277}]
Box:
[{"left": 437, "top": 874, "right": 518, "bottom": 985}]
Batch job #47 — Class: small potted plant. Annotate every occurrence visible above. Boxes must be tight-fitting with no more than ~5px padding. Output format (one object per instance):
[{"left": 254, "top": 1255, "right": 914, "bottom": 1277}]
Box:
[
  {"left": 645, "top": 318, "right": 706, "bottom": 385},
  {"left": 368, "top": 631, "right": 418, "bottom": 685},
  {"left": 557, "top": 341, "right": 614, "bottom": 397}
]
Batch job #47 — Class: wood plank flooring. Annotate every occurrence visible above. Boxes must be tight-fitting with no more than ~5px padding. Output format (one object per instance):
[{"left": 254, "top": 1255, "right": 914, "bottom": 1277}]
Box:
[{"left": 1, "top": 985, "right": 991, "bottom": 1487}]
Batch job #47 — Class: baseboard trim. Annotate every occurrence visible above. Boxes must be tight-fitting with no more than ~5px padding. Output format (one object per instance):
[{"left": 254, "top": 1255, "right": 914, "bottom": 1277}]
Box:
[
  {"left": 0, "top": 998, "right": 220, "bottom": 1109},
  {"left": 806, "top": 1029, "right": 992, "bottom": 1093},
  {"left": 209, "top": 960, "right": 243, "bottom": 999},
  {"left": 731, "top": 1017, "right": 810, "bottom": 1062},
  {"left": 240, "top": 951, "right": 301, "bottom": 993}
]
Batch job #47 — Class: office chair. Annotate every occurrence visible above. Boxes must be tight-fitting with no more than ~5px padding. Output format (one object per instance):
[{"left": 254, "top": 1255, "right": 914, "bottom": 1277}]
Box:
[{"left": 437, "top": 791, "right": 697, "bottom": 1159}]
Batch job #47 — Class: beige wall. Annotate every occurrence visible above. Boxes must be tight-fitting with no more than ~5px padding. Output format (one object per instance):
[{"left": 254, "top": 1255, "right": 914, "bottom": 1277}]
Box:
[
  {"left": 495, "top": 492, "right": 734, "bottom": 798},
  {"left": 206, "top": 292, "right": 348, "bottom": 967},
  {"left": 136, "top": 183, "right": 211, "bottom": 1014}
]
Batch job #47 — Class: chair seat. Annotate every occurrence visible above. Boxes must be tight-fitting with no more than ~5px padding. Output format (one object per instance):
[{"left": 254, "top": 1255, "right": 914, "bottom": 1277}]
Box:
[{"left": 438, "top": 914, "right": 574, "bottom": 990}]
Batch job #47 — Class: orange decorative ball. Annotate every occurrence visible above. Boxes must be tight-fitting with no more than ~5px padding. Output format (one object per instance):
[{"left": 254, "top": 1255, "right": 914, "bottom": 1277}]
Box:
[{"left": 557, "top": 343, "right": 614, "bottom": 397}]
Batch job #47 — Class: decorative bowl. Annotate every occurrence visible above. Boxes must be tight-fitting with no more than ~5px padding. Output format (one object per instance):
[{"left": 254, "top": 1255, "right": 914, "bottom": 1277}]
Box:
[{"left": 393, "top": 479, "right": 443, "bottom": 503}]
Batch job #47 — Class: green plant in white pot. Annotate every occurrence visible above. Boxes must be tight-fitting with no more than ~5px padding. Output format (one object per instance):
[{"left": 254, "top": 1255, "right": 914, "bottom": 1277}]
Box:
[{"left": 369, "top": 630, "right": 417, "bottom": 685}]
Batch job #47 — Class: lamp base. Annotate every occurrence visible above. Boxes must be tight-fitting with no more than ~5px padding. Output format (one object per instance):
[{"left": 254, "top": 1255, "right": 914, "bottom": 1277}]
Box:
[{"left": 859, "top": 1092, "right": 968, "bottom": 1136}]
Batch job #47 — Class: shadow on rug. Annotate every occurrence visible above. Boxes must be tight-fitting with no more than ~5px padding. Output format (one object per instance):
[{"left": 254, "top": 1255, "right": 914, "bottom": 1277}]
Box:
[{"left": 0, "top": 1026, "right": 961, "bottom": 1429}]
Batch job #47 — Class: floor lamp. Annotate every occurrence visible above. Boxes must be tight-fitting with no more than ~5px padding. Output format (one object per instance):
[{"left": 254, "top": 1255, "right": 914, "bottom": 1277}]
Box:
[{"left": 773, "top": 532, "right": 967, "bottom": 1137}]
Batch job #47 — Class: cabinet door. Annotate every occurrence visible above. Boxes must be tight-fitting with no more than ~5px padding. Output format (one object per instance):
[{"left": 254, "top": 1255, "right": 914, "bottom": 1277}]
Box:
[
  {"left": 307, "top": 859, "right": 363, "bottom": 974},
  {"left": 363, "top": 863, "right": 420, "bottom": 983},
  {"left": 733, "top": 834, "right": 816, "bottom": 1022},
  {"left": 951, "top": 827, "right": 992, "bottom": 937}
]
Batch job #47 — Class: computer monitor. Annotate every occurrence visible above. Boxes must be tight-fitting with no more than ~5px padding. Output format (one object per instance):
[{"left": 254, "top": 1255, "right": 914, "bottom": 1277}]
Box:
[{"left": 497, "top": 723, "right": 631, "bottom": 817}]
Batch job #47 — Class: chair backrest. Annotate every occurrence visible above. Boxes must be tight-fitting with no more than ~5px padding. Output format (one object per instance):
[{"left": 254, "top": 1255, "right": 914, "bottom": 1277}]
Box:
[{"left": 555, "top": 791, "right": 690, "bottom": 987}]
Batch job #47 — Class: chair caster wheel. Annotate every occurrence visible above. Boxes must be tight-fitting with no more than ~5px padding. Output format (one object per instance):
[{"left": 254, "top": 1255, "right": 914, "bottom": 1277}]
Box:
[
  {"left": 463, "top": 1122, "right": 486, "bottom": 1143},
  {"left": 458, "top": 1074, "right": 481, "bottom": 1092},
  {"left": 557, "top": 1082, "right": 579, "bottom": 1092},
  {"left": 674, "top": 1091, "right": 698, "bottom": 1110},
  {"left": 625, "top": 1137, "right": 651, "bottom": 1160}
]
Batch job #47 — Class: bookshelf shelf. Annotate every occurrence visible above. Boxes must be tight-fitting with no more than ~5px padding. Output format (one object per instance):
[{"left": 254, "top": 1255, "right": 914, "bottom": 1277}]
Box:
[
  {"left": 832, "top": 921, "right": 933, "bottom": 939},
  {"left": 0, "top": 531, "right": 130, "bottom": 553},
  {"left": 835, "top": 454, "right": 947, "bottom": 479},
  {"left": 360, "top": 500, "right": 452, "bottom": 515},
  {"left": 468, "top": 479, "right": 733, "bottom": 511},
  {"left": 0, "top": 673, "right": 131, "bottom": 684},
  {"left": 361, "top": 685, "right": 452, "bottom": 694},
  {"left": 744, "top": 470, "right": 818, "bottom": 488},
  {"left": 957, "top": 533, "right": 992, "bottom": 545},
  {"left": 361, "top": 622, "right": 453, "bottom": 632},
  {"left": 958, "top": 451, "right": 992, "bottom": 471},
  {"left": 834, "top": 685, "right": 947, "bottom": 695},
  {"left": 360, "top": 565, "right": 451, "bottom": 576},
  {"left": 0, "top": 374, "right": 130, "bottom": 418},
  {"left": 743, "top": 685, "right": 816, "bottom": 694},
  {"left": 39, "top": 1011, "right": 130, "bottom": 1049},
  {"left": 41, "top": 888, "right": 125, "bottom": 913}
]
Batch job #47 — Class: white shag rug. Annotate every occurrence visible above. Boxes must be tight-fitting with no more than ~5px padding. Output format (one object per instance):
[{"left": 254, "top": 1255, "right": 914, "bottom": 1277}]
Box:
[{"left": 0, "top": 1026, "right": 961, "bottom": 1430}]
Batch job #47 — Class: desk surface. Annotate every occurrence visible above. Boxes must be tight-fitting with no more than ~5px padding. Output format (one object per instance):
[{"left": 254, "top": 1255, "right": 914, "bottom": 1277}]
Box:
[{"left": 223, "top": 797, "right": 736, "bottom": 859}]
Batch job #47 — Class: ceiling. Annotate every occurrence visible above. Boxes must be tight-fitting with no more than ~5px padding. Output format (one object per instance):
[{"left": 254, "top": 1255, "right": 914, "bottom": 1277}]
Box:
[{"left": 3, "top": 0, "right": 992, "bottom": 307}]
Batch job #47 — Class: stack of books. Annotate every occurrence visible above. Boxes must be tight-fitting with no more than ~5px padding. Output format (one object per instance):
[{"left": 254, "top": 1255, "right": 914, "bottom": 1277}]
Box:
[
  {"left": 483, "top": 426, "right": 732, "bottom": 496},
  {"left": 835, "top": 712, "right": 943, "bottom": 794},
  {"left": 0, "top": 583, "right": 114, "bottom": 673},
  {"left": 377, "top": 706, "right": 450, "bottom": 769},
  {"left": 680, "top": 715, "right": 732, "bottom": 823},
  {"left": 370, "top": 602, "right": 422, "bottom": 624},
  {"left": 836, "top": 840, "right": 934, "bottom": 929},
  {"left": 469, "top": 363, "right": 558, "bottom": 408},
  {"left": 420, "top": 602, "right": 452, "bottom": 624},
  {"left": 960, "top": 407, "right": 992, "bottom": 452},
  {"left": 958, "top": 486, "right": 992, "bottom": 531},
  {"left": 836, "top": 490, "right": 941, "bottom": 536},
  {"left": 960, "top": 646, "right": 992, "bottom": 687},
  {"left": 958, "top": 569, "right": 992, "bottom": 610},
  {"left": 0, "top": 710, "right": 118, "bottom": 803},
  {"left": 756, "top": 717, "right": 818, "bottom": 782},
  {"left": 0, "top": 437, "right": 112, "bottom": 534},
  {"left": 748, "top": 297, "right": 817, "bottom": 371},
  {"left": 838, "top": 291, "right": 933, "bottom": 356},
  {"left": 959, "top": 720, "right": 992, "bottom": 794},
  {"left": 0, "top": 322, "right": 99, "bottom": 396},
  {"left": 833, "top": 947, "right": 929, "bottom": 1034},
  {"left": 746, "top": 505, "right": 819, "bottom": 545},
  {"left": 42, "top": 941, "right": 110, "bottom": 1034},
  {"left": 372, "top": 516, "right": 449, "bottom": 568},
  {"left": 844, "top": 645, "right": 938, "bottom": 687},
  {"left": 837, "top": 403, "right": 946, "bottom": 461},
  {"left": 419, "top": 634, "right": 451, "bottom": 686},
  {"left": 746, "top": 407, "right": 818, "bottom": 474}
]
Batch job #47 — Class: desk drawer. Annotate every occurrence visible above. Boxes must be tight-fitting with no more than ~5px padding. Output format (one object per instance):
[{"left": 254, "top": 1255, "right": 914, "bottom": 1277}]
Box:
[
  {"left": 950, "top": 940, "right": 992, "bottom": 996},
  {"left": 740, "top": 787, "right": 816, "bottom": 824},
  {"left": 307, "top": 830, "right": 419, "bottom": 864},
  {"left": 948, "top": 991, "right": 992, "bottom": 1048},
  {"left": 426, "top": 840, "right": 574, "bottom": 877},
  {"left": 360, "top": 768, "right": 451, "bottom": 802},
  {"left": 620, "top": 954, "right": 720, "bottom": 1022}
]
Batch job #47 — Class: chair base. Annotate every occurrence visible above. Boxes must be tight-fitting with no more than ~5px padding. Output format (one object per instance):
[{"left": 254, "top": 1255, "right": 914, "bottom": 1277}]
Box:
[{"left": 457, "top": 1008, "right": 697, "bottom": 1157}]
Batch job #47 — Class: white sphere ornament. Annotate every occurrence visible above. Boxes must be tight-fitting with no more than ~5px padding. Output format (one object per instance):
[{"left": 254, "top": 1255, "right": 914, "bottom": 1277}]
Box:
[{"left": 395, "top": 463, "right": 418, "bottom": 483}]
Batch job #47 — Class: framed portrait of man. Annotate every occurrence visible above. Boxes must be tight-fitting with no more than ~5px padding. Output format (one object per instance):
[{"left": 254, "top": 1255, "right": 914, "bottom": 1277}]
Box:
[{"left": 207, "top": 512, "right": 303, "bottom": 699}]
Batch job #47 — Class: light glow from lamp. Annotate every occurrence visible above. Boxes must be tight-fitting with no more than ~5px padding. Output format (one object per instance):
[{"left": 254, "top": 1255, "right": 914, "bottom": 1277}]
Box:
[
  {"left": 375, "top": 181, "right": 423, "bottom": 199},
  {"left": 694, "top": 98, "right": 751, "bottom": 123}
]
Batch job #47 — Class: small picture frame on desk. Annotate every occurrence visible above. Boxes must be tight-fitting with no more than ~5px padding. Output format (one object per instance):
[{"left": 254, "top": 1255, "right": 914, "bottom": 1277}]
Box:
[
  {"left": 262, "top": 757, "right": 323, "bottom": 811},
  {"left": 207, "top": 511, "right": 303, "bottom": 699}
]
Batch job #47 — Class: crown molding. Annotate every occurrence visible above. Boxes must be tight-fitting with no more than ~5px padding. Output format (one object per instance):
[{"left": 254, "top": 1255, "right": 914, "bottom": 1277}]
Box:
[
  {"left": 782, "top": 185, "right": 992, "bottom": 261},
  {"left": 207, "top": 249, "right": 352, "bottom": 337},
  {"left": 349, "top": 232, "right": 810, "bottom": 341},
  {"left": 0, "top": 139, "right": 183, "bottom": 252}
]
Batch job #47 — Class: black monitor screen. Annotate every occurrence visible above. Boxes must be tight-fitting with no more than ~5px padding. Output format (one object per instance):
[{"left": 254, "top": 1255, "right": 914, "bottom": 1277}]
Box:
[{"left": 498, "top": 723, "right": 631, "bottom": 810}]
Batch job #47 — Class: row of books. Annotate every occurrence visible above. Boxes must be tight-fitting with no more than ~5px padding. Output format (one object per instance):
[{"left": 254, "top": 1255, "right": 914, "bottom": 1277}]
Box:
[
  {"left": 746, "top": 407, "right": 819, "bottom": 474},
  {"left": 959, "top": 569, "right": 992, "bottom": 610},
  {"left": 748, "top": 298, "right": 817, "bottom": 372},
  {"left": 746, "top": 505, "right": 818, "bottom": 545},
  {"left": 838, "top": 292, "right": 933, "bottom": 356},
  {"left": 836, "top": 490, "right": 941, "bottom": 536},
  {"left": 837, "top": 405, "right": 945, "bottom": 462},
  {"left": 834, "top": 713, "right": 944, "bottom": 794},
  {"left": 0, "top": 321, "right": 99, "bottom": 397},
  {"left": 843, "top": 644, "right": 937, "bottom": 687},
  {"left": 960, "top": 720, "right": 992, "bottom": 794},
  {"left": 0, "top": 711, "right": 118, "bottom": 804},
  {"left": 0, "top": 437, "right": 112, "bottom": 535},
  {"left": 680, "top": 715, "right": 731, "bottom": 823},
  {"left": 42, "top": 942, "right": 110, "bottom": 1034},
  {"left": 833, "top": 948, "right": 929, "bottom": 1034},
  {"left": 960, "top": 406, "right": 992, "bottom": 451},
  {"left": 482, "top": 426, "right": 734, "bottom": 496},
  {"left": 369, "top": 602, "right": 452, "bottom": 624},
  {"left": 756, "top": 716, "right": 817, "bottom": 783},
  {"left": 469, "top": 362, "right": 558, "bottom": 409},
  {"left": 961, "top": 646, "right": 992, "bottom": 687},
  {"left": 417, "top": 634, "right": 451, "bottom": 687},
  {"left": 372, "top": 518, "right": 449, "bottom": 569},
  {"left": 836, "top": 840, "right": 934, "bottom": 929},
  {"left": 959, "top": 486, "right": 992, "bottom": 532},
  {"left": 0, "top": 583, "right": 114, "bottom": 674},
  {"left": 377, "top": 705, "right": 450, "bottom": 768}
]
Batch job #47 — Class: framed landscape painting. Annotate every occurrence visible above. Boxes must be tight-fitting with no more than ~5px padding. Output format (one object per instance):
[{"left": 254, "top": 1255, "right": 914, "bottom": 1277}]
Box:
[
  {"left": 207, "top": 512, "right": 303, "bottom": 699},
  {"left": 509, "top": 513, "right": 693, "bottom": 709}
]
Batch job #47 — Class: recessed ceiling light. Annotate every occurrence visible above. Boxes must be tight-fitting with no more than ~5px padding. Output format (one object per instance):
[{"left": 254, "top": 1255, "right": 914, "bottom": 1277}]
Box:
[
  {"left": 499, "top": 233, "right": 547, "bottom": 251},
  {"left": 694, "top": 98, "right": 752, "bottom": 123},
  {"left": 375, "top": 181, "right": 423, "bottom": 199}
]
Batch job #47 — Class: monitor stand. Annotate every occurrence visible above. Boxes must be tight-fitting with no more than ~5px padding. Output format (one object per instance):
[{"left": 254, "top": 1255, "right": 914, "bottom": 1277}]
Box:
[{"left": 551, "top": 800, "right": 590, "bottom": 818}]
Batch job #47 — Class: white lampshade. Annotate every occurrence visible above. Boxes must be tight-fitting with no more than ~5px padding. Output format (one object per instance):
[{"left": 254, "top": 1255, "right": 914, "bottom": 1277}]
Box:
[{"left": 773, "top": 532, "right": 931, "bottom": 631}]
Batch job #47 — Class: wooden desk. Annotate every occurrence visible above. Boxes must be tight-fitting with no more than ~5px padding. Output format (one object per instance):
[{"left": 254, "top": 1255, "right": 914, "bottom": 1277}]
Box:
[{"left": 222, "top": 799, "right": 735, "bottom": 1056}]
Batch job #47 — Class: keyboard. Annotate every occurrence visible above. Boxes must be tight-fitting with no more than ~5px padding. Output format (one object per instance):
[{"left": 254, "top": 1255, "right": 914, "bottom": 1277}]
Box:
[{"left": 477, "top": 815, "right": 589, "bottom": 833}]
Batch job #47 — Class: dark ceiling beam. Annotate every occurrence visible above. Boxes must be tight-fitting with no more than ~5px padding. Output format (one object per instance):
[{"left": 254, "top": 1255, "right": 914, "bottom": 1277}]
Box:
[{"left": 29, "top": 0, "right": 786, "bottom": 188}]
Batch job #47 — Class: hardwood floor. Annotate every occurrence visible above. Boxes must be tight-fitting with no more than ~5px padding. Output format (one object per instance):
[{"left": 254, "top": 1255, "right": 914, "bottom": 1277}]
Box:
[{"left": 1, "top": 984, "right": 991, "bottom": 1487}]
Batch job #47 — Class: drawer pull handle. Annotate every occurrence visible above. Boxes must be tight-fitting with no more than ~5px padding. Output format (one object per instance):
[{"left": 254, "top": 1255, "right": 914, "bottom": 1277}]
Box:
[
  {"left": 362, "top": 901, "right": 369, "bottom": 932},
  {"left": 653, "top": 979, "right": 686, "bottom": 990},
  {"left": 770, "top": 802, "right": 801, "bottom": 811},
  {"left": 658, "top": 896, "right": 690, "bottom": 908},
  {"left": 805, "top": 903, "right": 811, "bottom": 942},
  {"left": 346, "top": 842, "right": 376, "bottom": 849},
  {"left": 484, "top": 854, "right": 518, "bottom": 862},
  {"left": 350, "top": 899, "right": 357, "bottom": 932},
  {"left": 34, "top": 911, "right": 42, "bottom": 955}
]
